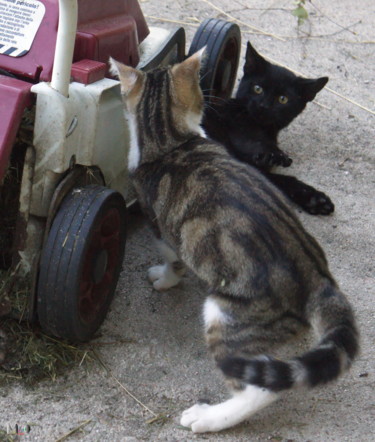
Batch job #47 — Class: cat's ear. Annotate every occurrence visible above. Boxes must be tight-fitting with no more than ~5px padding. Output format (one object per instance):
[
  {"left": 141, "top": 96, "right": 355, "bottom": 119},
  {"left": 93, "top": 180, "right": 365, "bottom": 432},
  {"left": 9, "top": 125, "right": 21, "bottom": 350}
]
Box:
[
  {"left": 109, "top": 57, "right": 144, "bottom": 95},
  {"left": 172, "top": 47, "right": 205, "bottom": 79},
  {"left": 171, "top": 49, "right": 205, "bottom": 110},
  {"left": 296, "top": 76, "right": 329, "bottom": 102},
  {"left": 243, "top": 41, "right": 267, "bottom": 74}
]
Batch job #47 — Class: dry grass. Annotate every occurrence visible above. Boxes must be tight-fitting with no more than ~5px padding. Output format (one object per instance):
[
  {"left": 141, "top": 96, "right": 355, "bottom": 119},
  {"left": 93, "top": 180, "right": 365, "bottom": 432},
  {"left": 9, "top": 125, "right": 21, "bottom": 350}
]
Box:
[{"left": 0, "top": 317, "right": 93, "bottom": 386}]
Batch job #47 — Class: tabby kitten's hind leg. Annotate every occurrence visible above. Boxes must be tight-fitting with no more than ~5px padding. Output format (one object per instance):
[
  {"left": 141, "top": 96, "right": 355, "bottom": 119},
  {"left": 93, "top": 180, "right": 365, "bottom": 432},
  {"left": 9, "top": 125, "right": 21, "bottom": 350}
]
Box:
[
  {"left": 264, "top": 172, "right": 334, "bottom": 215},
  {"left": 148, "top": 240, "right": 186, "bottom": 291},
  {"left": 180, "top": 297, "right": 281, "bottom": 432}
]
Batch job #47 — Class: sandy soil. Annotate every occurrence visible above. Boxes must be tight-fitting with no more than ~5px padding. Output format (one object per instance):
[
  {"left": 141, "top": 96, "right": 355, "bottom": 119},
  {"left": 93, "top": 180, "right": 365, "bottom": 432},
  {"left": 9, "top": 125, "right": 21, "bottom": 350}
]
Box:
[{"left": 1, "top": 1, "right": 374, "bottom": 441}]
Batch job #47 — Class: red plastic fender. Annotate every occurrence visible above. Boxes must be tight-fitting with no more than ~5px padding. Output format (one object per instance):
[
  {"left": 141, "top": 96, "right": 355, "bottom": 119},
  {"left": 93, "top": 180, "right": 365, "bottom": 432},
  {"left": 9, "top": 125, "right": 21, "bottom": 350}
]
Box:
[{"left": 0, "top": 76, "right": 33, "bottom": 182}]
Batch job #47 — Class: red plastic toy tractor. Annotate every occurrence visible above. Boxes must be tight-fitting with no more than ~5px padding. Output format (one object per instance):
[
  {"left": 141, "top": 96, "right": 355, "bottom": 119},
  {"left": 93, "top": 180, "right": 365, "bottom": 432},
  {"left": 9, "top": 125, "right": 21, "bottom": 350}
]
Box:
[{"left": 0, "top": 0, "right": 240, "bottom": 342}]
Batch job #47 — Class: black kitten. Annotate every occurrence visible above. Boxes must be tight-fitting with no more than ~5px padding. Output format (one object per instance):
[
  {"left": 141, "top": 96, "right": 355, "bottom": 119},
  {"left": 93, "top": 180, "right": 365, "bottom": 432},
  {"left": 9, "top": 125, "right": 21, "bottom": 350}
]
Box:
[{"left": 203, "top": 41, "right": 334, "bottom": 215}]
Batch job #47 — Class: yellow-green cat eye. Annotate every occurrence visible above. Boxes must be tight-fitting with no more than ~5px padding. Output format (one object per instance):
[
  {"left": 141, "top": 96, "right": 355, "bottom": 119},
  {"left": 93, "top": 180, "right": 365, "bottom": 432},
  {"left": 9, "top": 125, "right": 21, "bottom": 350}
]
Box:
[
  {"left": 278, "top": 95, "right": 288, "bottom": 104},
  {"left": 253, "top": 85, "right": 263, "bottom": 94}
]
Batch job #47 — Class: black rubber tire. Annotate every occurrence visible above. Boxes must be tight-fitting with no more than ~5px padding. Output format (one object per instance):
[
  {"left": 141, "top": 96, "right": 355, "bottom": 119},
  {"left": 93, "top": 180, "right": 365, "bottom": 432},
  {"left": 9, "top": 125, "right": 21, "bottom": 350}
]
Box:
[
  {"left": 37, "top": 185, "right": 127, "bottom": 342},
  {"left": 188, "top": 18, "right": 241, "bottom": 103}
]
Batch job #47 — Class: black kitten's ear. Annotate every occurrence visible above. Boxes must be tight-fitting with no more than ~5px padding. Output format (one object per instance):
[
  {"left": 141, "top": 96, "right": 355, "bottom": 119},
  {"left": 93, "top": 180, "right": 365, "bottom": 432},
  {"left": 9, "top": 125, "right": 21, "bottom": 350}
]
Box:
[
  {"left": 296, "top": 76, "right": 329, "bottom": 102},
  {"left": 244, "top": 41, "right": 267, "bottom": 74}
]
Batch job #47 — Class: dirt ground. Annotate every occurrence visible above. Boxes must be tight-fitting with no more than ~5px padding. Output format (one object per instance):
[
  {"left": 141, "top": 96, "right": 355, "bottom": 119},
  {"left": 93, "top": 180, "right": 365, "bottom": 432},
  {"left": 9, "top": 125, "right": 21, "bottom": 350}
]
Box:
[{"left": 1, "top": 0, "right": 374, "bottom": 441}]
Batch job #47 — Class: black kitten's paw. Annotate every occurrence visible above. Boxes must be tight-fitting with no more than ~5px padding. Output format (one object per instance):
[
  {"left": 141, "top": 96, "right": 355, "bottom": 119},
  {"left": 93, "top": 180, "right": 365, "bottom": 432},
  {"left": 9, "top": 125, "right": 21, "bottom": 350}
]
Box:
[
  {"left": 299, "top": 190, "right": 335, "bottom": 215},
  {"left": 264, "top": 173, "right": 334, "bottom": 216},
  {"left": 253, "top": 151, "right": 292, "bottom": 169}
]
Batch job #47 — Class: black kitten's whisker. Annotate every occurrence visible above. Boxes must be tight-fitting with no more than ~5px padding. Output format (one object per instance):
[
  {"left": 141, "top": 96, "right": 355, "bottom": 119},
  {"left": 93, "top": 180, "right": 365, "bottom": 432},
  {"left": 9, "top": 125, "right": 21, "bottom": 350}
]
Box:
[
  {"left": 199, "top": 70, "right": 212, "bottom": 83},
  {"left": 203, "top": 94, "right": 229, "bottom": 103},
  {"left": 203, "top": 103, "right": 221, "bottom": 116}
]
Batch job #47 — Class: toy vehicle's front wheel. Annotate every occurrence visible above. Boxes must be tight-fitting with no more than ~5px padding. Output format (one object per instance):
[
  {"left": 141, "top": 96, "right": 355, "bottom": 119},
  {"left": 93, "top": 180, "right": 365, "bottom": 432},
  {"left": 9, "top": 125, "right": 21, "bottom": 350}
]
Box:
[
  {"left": 189, "top": 18, "right": 241, "bottom": 104},
  {"left": 37, "top": 185, "right": 127, "bottom": 342}
]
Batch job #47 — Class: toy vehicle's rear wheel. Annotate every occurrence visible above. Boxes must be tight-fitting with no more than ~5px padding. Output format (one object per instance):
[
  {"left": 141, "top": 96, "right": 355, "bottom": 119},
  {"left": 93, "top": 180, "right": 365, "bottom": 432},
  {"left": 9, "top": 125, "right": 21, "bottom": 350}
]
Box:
[
  {"left": 37, "top": 185, "right": 127, "bottom": 342},
  {"left": 189, "top": 18, "right": 241, "bottom": 104}
]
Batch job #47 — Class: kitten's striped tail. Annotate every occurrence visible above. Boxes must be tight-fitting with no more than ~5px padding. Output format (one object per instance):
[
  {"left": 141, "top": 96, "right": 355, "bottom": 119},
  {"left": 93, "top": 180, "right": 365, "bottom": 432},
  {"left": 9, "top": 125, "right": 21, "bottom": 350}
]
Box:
[{"left": 218, "top": 285, "right": 359, "bottom": 392}]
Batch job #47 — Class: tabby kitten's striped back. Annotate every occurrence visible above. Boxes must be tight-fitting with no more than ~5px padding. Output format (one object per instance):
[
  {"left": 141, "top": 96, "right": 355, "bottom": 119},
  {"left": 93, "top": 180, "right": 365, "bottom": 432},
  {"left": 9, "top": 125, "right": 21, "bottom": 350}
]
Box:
[{"left": 110, "top": 51, "right": 358, "bottom": 433}]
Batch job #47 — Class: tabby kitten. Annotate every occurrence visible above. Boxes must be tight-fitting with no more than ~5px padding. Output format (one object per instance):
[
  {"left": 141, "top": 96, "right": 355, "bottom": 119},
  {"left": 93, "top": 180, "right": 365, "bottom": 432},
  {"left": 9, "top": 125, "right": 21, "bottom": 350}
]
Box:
[
  {"left": 110, "top": 51, "right": 358, "bottom": 433},
  {"left": 203, "top": 41, "right": 334, "bottom": 215}
]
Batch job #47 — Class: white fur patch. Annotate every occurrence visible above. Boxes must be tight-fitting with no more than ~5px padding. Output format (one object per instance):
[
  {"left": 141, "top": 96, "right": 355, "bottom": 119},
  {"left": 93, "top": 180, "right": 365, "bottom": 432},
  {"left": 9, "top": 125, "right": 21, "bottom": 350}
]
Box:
[
  {"left": 156, "top": 240, "right": 179, "bottom": 263},
  {"left": 203, "top": 297, "right": 228, "bottom": 329},
  {"left": 109, "top": 57, "right": 140, "bottom": 171},
  {"left": 186, "top": 110, "right": 205, "bottom": 136},
  {"left": 199, "top": 125, "right": 208, "bottom": 138},
  {"left": 196, "top": 46, "right": 207, "bottom": 61},
  {"left": 125, "top": 111, "right": 140, "bottom": 171},
  {"left": 108, "top": 57, "right": 120, "bottom": 77},
  {"left": 181, "top": 385, "right": 278, "bottom": 433},
  {"left": 290, "top": 359, "right": 307, "bottom": 387},
  {"left": 148, "top": 241, "right": 185, "bottom": 291},
  {"left": 108, "top": 57, "right": 138, "bottom": 92},
  {"left": 148, "top": 263, "right": 182, "bottom": 291}
]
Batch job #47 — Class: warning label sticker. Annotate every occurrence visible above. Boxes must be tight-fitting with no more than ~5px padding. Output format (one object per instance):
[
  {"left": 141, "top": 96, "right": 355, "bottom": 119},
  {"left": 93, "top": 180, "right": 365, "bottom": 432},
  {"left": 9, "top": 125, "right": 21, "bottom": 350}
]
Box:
[{"left": 0, "top": 0, "right": 45, "bottom": 57}]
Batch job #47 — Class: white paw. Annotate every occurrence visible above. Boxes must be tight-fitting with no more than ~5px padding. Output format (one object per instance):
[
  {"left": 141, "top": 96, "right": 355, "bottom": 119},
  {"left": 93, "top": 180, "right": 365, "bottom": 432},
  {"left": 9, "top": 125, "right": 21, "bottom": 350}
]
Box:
[
  {"left": 180, "top": 403, "right": 216, "bottom": 433},
  {"left": 147, "top": 264, "right": 181, "bottom": 291},
  {"left": 148, "top": 265, "right": 165, "bottom": 282}
]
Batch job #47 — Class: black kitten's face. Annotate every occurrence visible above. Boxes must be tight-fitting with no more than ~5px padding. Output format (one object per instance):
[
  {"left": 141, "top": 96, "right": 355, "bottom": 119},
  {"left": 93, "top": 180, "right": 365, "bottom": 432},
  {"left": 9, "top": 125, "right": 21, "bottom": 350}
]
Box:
[
  {"left": 236, "top": 42, "right": 328, "bottom": 130},
  {"left": 236, "top": 67, "right": 305, "bottom": 130}
]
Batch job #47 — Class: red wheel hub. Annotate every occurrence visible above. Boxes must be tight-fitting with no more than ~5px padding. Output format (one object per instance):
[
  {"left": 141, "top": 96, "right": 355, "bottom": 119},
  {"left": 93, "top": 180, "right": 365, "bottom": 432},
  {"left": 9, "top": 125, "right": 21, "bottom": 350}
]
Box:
[{"left": 79, "top": 208, "right": 122, "bottom": 324}]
